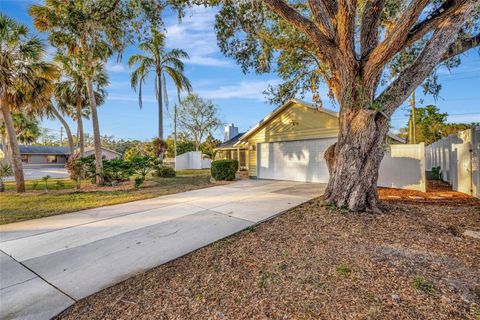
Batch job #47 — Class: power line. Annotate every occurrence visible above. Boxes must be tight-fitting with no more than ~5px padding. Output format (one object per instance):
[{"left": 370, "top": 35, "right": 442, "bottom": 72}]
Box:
[{"left": 391, "top": 112, "right": 480, "bottom": 120}]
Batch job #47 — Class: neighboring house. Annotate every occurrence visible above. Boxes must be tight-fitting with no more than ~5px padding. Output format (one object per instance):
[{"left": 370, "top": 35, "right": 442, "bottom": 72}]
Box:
[
  {"left": 16, "top": 145, "right": 121, "bottom": 165},
  {"left": 19, "top": 145, "right": 70, "bottom": 164},
  {"left": 81, "top": 147, "right": 121, "bottom": 160},
  {"left": 231, "top": 99, "right": 408, "bottom": 184},
  {"left": 215, "top": 124, "right": 247, "bottom": 169}
]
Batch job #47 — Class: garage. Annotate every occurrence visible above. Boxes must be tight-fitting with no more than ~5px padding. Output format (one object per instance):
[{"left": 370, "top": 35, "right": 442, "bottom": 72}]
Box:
[{"left": 257, "top": 138, "right": 336, "bottom": 183}]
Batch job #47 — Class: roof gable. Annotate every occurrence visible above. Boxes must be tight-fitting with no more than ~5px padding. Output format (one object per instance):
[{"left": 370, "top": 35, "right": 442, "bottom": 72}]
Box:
[{"left": 237, "top": 99, "right": 338, "bottom": 143}]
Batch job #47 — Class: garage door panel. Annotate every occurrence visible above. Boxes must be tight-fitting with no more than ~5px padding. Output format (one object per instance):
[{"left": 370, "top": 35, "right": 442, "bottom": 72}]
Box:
[{"left": 257, "top": 138, "right": 335, "bottom": 183}]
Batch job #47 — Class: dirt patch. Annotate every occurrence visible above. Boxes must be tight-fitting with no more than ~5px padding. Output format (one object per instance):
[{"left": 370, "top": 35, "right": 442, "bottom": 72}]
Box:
[{"left": 58, "top": 195, "right": 480, "bottom": 320}]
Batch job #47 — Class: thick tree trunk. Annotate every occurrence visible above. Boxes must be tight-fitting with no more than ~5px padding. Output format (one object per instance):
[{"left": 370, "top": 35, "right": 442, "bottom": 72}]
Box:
[
  {"left": 85, "top": 76, "right": 104, "bottom": 185},
  {"left": 157, "top": 72, "right": 163, "bottom": 139},
  {"left": 51, "top": 106, "right": 74, "bottom": 154},
  {"left": 323, "top": 107, "right": 389, "bottom": 212},
  {"left": 1, "top": 102, "right": 25, "bottom": 192},
  {"left": 76, "top": 97, "right": 85, "bottom": 157}
]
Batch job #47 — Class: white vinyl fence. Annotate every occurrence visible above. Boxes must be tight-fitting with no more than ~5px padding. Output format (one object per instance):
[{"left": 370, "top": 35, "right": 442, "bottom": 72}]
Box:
[
  {"left": 378, "top": 143, "right": 426, "bottom": 192},
  {"left": 174, "top": 151, "right": 211, "bottom": 170},
  {"left": 426, "top": 126, "right": 480, "bottom": 198}
]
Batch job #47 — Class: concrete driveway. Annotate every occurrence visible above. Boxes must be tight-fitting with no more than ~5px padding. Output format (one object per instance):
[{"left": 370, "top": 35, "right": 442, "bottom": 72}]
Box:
[
  {"left": 0, "top": 179, "right": 324, "bottom": 320},
  {"left": 5, "top": 165, "right": 69, "bottom": 181}
]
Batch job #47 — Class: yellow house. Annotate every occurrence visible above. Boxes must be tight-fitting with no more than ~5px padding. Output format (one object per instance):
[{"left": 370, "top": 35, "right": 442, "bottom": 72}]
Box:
[{"left": 232, "top": 99, "right": 404, "bottom": 182}]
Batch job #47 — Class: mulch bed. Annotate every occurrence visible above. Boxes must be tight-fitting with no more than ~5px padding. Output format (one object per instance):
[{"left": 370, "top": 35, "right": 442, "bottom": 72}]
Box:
[{"left": 58, "top": 185, "right": 480, "bottom": 320}]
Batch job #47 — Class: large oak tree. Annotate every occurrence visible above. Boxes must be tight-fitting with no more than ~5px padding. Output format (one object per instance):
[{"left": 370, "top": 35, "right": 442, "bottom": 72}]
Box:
[{"left": 180, "top": 0, "right": 479, "bottom": 212}]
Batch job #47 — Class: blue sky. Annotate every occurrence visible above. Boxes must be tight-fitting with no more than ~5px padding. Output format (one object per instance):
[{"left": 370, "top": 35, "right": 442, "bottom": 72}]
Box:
[{"left": 3, "top": 1, "right": 480, "bottom": 141}]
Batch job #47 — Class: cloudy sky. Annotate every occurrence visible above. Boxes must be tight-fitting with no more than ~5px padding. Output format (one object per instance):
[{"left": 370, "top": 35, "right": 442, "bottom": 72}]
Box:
[{"left": 3, "top": 1, "right": 480, "bottom": 141}]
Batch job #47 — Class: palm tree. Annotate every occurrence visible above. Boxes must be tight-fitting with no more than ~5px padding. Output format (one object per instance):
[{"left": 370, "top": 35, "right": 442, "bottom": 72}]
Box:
[
  {"left": 53, "top": 53, "right": 108, "bottom": 156},
  {"left": 0, "top": 14, "right": 58, "bottom": 192},
  {"left": 30, "top": 0, "right": 123, "bottom": 185},
  {"left": 129, "top": 30, "right": 192, "bottom": 139}
]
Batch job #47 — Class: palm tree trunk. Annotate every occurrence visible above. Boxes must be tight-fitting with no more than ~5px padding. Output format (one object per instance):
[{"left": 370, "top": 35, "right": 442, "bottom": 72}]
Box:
[
  {"left": 1, "top": 102, "right": 25, "bottom": 192},
  {"left": 76, "top": 96, "right": 85, "bottom": 157},
  {"left": 85, "top": 76, "right": 104, "bottom": 185},
  {"left": 51, "top": 105, "right": 74, "bottom": 154},
  {"left": 157, "top": 72, "right": 163, "bottom": 139}
]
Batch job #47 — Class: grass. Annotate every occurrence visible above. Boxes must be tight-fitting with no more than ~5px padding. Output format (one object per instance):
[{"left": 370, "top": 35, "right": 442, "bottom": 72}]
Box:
[
  {"left": 0, "top": 169, "right": 212, "bottom": 225},
  {"left": 335, "top": 265, "right": 352, "bottom": 276},
  {"left": 412, "top": 276, "right": 436, "bottom": 295}
]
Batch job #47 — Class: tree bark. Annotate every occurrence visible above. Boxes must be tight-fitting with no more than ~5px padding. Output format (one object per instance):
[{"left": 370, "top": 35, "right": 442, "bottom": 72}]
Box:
[
  {"left": 157, "top": 71, "right": 163, "bottom": 139},
  {"left": 51, "top": 105, "right": 75, "bottom": 154},
  {"left": 323, "top": 105, "right": 390, "bottom": 213},
  {"left": 85, "top": 76, "right": 104, "bottom": 185},
  {"left": 76, "top": 96, "right": 85, "bottom": 157},
  {"left": 1, "top": 102, "right": 25, "bottom": 192}
]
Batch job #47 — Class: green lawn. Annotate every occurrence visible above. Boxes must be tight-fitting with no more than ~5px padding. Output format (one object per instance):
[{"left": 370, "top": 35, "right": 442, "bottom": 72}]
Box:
[{"left": 0, "top": 169, "right": 212, "bottom": 225}]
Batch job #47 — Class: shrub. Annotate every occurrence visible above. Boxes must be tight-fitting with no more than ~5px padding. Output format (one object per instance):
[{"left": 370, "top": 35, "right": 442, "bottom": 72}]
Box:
[
  {"left": 0, "top": 162, "right": 13, "bottom": 192},
  {"left": 31, "top": 180, "right": 39, "bottom": 190},
  {"left": 211, "top": 159, "right": 238, "bottom": 181},
  {"left": 101, "top": 159, "right": 133, "bottom": 185},
  {"left": 130, "top": 156, "right": 155, "bottom": 179},
  {"left": 134, "top": 176, "right": 145, "bottom": 189},
  {"left": 156, "top": 166, "right": 176, "bottom": 178},
  {"left": 430, "top": 166, "right": 442, "bottom": 180}
]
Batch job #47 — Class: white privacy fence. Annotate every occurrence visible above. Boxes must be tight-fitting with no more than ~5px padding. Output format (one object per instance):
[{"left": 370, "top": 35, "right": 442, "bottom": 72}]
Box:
[
  {"left": 426, "top": 126, "right": 480, "bottom": 198},
  {"left": 378, "top": 143, "right": 426, "bottom": 192},
  {"left": 174, "top": 151, "right": 212, "bottom": 170}
]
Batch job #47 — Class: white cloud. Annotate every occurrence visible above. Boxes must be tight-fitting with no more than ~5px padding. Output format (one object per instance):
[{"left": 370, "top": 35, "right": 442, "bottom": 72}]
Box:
[
  {"left": 108, "top": 93, "right": 157, "bottom": 103},
  {"left": 165, "top": 6, "right": 231, "bottom": 67},
  {"left": 197, "top": 79, "right": 281, "bottom": 100},
  {"left": 106, "top": 61, "right": 129, "bottom": 73}
]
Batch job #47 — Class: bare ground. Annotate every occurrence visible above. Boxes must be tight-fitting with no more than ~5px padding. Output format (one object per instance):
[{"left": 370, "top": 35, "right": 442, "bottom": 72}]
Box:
[{"left": 58, "top": 183, "right": 480, "bottom": 320}]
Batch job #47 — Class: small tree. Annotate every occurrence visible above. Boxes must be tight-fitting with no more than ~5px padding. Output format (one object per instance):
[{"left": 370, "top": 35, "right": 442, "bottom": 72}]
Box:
[
  {"left": 0, "top": 162, "right": 13, "bottom": 192},
  {"left": 177, "top": 94, "right": 223, "bottom": 151},
  {"left": 42, "top": 175, "right": 51, "bottom": 192}
]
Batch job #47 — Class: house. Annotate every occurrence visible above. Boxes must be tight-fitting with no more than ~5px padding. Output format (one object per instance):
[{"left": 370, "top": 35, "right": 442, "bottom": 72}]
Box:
[
  {"left": 19, "top": 145, "right": 70, "bottom": 164},
  {"left": 227, "top": 99, "right": 419, "bottom": 187},
  {"left": 80, "top": 147, "right": 121, "bottom": 160},
  {"left": 14, "top": 145, "right": 121, "bottom": 164},
  {"left": 215, "top": 124, "right": 247, "bottom": 169}
]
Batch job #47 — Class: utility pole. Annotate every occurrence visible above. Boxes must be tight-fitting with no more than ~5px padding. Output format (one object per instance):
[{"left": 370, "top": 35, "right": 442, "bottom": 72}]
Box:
[
  {"left": 410, "top": 91, "right": 416, "bottom": 144},
  {"left": 60, "top": 127, "right": 63, "bottom": 145},
  {"left": 174, "top": 104, "right": 177, "bottom": 159}
]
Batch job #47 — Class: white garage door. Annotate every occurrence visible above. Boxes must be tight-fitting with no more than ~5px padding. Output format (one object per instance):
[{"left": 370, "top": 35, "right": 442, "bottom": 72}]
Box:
[{"left": 257, "top": 138, "right": 336, "bottom": 183}]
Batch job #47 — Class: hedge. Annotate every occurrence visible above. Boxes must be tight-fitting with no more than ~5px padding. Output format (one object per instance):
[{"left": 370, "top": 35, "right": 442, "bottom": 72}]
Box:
[
  {"left": 211, "top": 159, "right": 238, "bottom": 181},
  {"left": 156, "top": 166, "right": 176, "bottom": 178}
]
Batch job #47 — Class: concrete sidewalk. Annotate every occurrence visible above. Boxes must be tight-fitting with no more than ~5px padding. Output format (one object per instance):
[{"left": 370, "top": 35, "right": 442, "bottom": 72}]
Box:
[{"left": 0, "top": 180, "right": 324, "bottom": 320}]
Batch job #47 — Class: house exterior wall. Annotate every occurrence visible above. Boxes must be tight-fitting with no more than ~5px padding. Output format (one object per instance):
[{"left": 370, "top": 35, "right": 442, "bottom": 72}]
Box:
[
  {"left": 83, "top": 149, "right": 120, "bottom": 160},
  {"left": 29, "top": 155, "right": 47, "bottom": 164},
  {"left": 246, "top": 102, "right": 339, "bottom": 177}
]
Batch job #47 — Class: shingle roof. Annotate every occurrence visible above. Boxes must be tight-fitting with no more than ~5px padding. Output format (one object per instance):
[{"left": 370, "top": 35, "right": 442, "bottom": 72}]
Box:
[
  {"left": 19, "top": 145, "right": 71, "bottom": 155},
  {"left": 217, "top": 133, "right": 246, "bottom": 149}
]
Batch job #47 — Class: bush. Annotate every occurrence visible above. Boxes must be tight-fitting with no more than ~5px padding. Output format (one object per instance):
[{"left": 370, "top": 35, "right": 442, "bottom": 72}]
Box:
[
  {"left": 429, "top": 166, "right": 442, "bottom": 180},
  {"left": 211, "top": 160, "right": 238, "bottom": 181},
  {"left": 134, "top": 176, "right": 145, "bottom": 189},
  {"left": 156, "top": 166, "right": 176, "bottom": 178}
]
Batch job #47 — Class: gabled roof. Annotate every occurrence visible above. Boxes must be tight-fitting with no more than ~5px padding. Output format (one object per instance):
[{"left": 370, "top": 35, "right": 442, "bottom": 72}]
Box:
[
  {"left": 234, "top": 99, "right": 338, "bottom": 145},
  {"left": 19, "top": 145, "right": 70, "bottom": 155},
  {"left": 82, "top": 146, "right": 122, "bottom": 156},
  {"left": 234, "top": 98, "right": 405, "bottom": 145},
  {"left": 216, "top": 132, "right": 246, "bottom": 149}
]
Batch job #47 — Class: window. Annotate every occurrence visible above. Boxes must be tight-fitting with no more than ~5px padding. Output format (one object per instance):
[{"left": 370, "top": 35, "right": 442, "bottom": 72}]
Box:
[
  {"left": 21, "top": 155, "right": 28, "bottom": 163},
  {"left": 46, "top": 155, "right": 57, "bottom": 163}
]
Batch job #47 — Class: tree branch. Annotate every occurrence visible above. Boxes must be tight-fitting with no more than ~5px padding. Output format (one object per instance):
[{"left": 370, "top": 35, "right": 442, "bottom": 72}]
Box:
[
  {"left": 405, "top": 0, "right": 467, "bottom": 48},
  {"left": 337, "top": 0, "right": 357, "bottom": 59},
  {"left": 360, "top": 0, "right": 385, "bottom": 58},
  {"left": 376, "top": 1, "right": 476, "bottom": 117},
  {"left": 364, "top": 0, "right": 429, "bottom": 83},
  {"left": 307, "top": 0, "right": 336, "bottom": 39},
  {"left": 442, "top": 33, "right": 480, "bottom": 61},
  {"left": 262, "top": 0, "right": 339, "bottom": 63}
]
